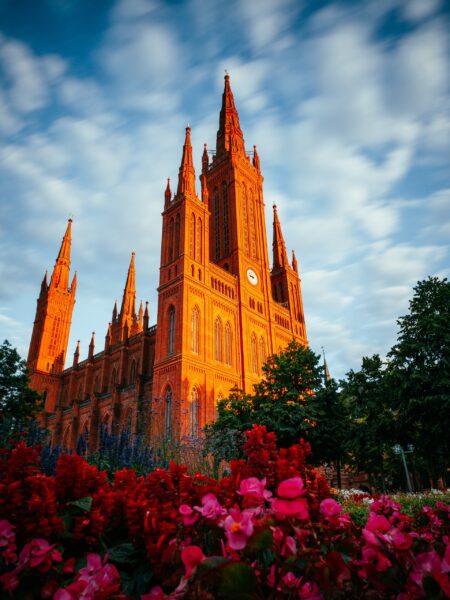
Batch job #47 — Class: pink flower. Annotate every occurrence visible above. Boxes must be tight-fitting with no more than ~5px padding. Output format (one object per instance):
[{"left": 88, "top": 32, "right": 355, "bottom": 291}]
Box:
[
  {"left": 384, "top": 528, "right": 413, "bottom": 550},
  {"left": 179, "top": 504, "right": 199, "bottom": 526},
  {"left": 320, "top": 498, "right": 342, "bottom": 518},
  {"left": 362, "top": 513, "right": 390, "bottom": 546},
  {"left": 18, "top": 539, "right": 62, "bottom": 573},
  {"left": 194, "top": 493, "right": 226, "bottom": 519},
  {"left": 223, "top": 507, "right": 254, "bottom": 550},
  {"left": 359, "top": 546, "right": 392, "bottom": 575},
  {"left": 141, "top": 585, "right": 165, "bottom": 599},
  {"left": 56, "top": 553, "right": 120, "bottom": 600},
  {"left": 238, "top": 477, "right": 272, "bottom": 506},
  {"left": 282, "top": 571, "right": 301, "bottom": 588},
  {"left": 272, "top": 477, "right": 309, "bottom": 520},
  {"left": 0, "top": 520, "right": 15, "bottom": 548},
  {"left": 0, "top": 570, "right": 20, "bottom": 594},
  {"left": 181, "top": 545, "right": 205, "bottom": 577},
  {"left": 298, "top": 580, "right": 323, "bottom": 599}
]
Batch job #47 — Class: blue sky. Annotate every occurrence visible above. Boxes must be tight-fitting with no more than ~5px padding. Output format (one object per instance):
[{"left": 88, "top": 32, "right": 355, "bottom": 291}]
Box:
[{"left": 0, "top": 0, "right": 449, "bottom": 380}]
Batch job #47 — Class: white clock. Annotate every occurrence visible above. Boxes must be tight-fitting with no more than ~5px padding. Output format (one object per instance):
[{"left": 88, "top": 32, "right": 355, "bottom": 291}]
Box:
[{"left": 246, "top": 268, "right": 258, "bottom": 286}]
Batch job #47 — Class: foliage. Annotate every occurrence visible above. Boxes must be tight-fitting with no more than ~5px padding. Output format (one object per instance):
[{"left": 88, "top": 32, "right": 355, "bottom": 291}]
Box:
[
  {"left": 0, "top": 340, "right": 43, "bottom": 443},
  {"left": 388, "top": 277, "right": 450, "bottom": 484},
  {"left": 0, "top": 429, "right": 449, "bottom": 598}
]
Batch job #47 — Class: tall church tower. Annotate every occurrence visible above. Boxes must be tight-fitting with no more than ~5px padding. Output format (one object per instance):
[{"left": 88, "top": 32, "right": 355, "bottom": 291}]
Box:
[
  {"left": 27, "top": 219, "right": 76, "bottom": 412},
  {"left": 152, "top": 75, "right": 308, "bottom": 440}
]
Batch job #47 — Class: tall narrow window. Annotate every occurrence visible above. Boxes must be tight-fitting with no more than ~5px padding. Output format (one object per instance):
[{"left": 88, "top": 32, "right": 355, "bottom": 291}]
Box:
[
  {"left": 168, "top": 306, "right": 175, "bottom": 355},
  {"left": 196, "top": 217, "right": 202, "bottom": 262},
  {"left": 222, "top": 183, "right": 229, "bottom": 256},
  {"left": 169, "top": 218, "right": 174, "bottom": 262},
  {"left": 191, "top": 306, "right": 199, "bottom": 353},
  {"left": 279, "top": 282, "right": 283, "bottom": 302},
  {"left": 129, "top": 360, "right": 136, "bottom": 384},
  {"left": 251, "top": 333, "right": 259, "bottom": 374},
  {"left": 164, "top": 387, "right": 172, "bottom": 438},
  {"left": 248, "top": 189, "right": 257, "bottom": 259},
  {"left": 225, "top": 322, "right": 232, "bottom": 366},
  {"left": 214, "top": 188, "right": 220, "bottom": 260},
  {"left": 259, "top": 336, "right": 266, "bottom": 370},
  {"left": 189, "top": 387, "right": 199, "bottom": 438},
  {"left": 214, "top": 317, "right": 223, "bottom": 361},
  {"left": 111, "top": 369, "right": 117, "bottom": 389},
  {"left": 242, "top": 186, "right": 249, "bottom": 255},
  {"left": 175, "top": 213, "right": 180, "bottom": 257},
  {"left": 190, "top": 212, "right": 196, "bottom": 258}
]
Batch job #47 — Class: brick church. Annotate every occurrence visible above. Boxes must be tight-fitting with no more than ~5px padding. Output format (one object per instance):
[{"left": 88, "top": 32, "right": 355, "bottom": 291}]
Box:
[{"left": 27, "top": 75, "right": 308, "bottom": 448}]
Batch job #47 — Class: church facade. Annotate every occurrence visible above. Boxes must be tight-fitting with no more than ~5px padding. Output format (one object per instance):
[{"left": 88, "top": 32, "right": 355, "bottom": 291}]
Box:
[{"left": 27, "top": 75, "right": 308, "bottom": 448}]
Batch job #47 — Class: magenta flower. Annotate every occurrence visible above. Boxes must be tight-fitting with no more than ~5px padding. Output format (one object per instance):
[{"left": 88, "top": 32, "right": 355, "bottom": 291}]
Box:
[
  {"left": 181, "top": 545, "right": 205, "bottom": 577},
  {"left": 362, "top": 513, "right": 390, "bottom": 546},
  {"left": 223, "top": 506, "right": 254, "bottom": 550},
  {"left": 141, "top": 586, "right": 166, "bottom": 600},
  {"left": 0, "top": 520, "right": 15, "bottom": 548},
  {"left": 194, "top": 493, "right": 226, "bottom": 519},
  {"left": 272, "top": 477, "right": 309, "bottom": 519},
  {"left": 238, "top": 477, "right": 272, "bottom": 506},
  {"left": 320, "top": 498, "right": 342, "bottom": 518},
  {"left": 18, "top": 539, "right": 62, "bottom": 573},
  {"left": 179, "top": 504, "right": 199, "bottom": 526}
]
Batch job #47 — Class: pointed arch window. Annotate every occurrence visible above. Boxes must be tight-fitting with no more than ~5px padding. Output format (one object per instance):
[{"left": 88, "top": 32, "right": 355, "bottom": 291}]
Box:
[
  {"left": 251, "top": 333, "right": 259, "bottom": 374},
  {"left": 164, "top": 387, "right": 173, "bottom": 438},
  {"left": 225, "top": 322, "right": 232, "bottom": 366},
  {"left": 214, "top": 188, "right": 220, "bottom": 260},
  {"left": 191, "top": 306, "right": 200, "bottom": 353},
  {"left": 190, "top": 212, "right": 196, "bottom": 258},
  {"left": 214, "top": 317, "right": 223, "bottom": 362},
  {"left": 189, "top": 387, "right": 199, "bottom": 438},
  {"left": 168, "top": 306, "right": 175, "bottom": 355},
  {"left": 222, "top": 183, "right": 229, "bottom": 256},
  {"left": 175, "top": 213, "right": 181, "bottom": 257},
  {"left": 259, "top": 336, "right": 266, "bottom": 370},
  {"left": 169, "top": 218, "right": 174, "bottom": 262},
  {"left": 196, "top": 217, "right": 202, "bottom": 262}
]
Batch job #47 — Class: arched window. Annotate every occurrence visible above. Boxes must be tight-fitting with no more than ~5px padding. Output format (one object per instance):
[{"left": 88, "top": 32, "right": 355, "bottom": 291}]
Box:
[
  {"left": 130, "top": 360, "right": 136, "bottom": 384},
  {"left": 259, "top": 336, "right": 266, "bottom": 369},
  {"left": 222, "top": 183, "right": 229, "bottom": 256},
  {"left": 190, "top": 387, "right": 199, "bottom": 438},
  {"left": 196, "top": 216, "right": 202, "bottom": 262},
  {"left": 248, "top": 189, "right": 257, "bottom": 259},
  {"left": 242, "top": 185, "right": 249, "bottom": 255},
  {"left": 175, "top": 213, "right": 180, "bottom": 257},
  {"left": 164, "top": 387, "right": 172, "bottom": 438},
  {"left": 169, "top": 217, "right": 174, "bottom": 262},
  {"left": 225, "top": 322, "right": 232, "bottom": 366},
  {"left": 251, "top": 333, "right": 259, "bottom": 374},
  {"left": 214, "top": 188, "right": 220, "bottom": 260},
  {"left": 168, "top": 306, "right": 175, "bottom": 355},
  {"left": 190, "top": 212, "right": 196, "bottom": 258},
  {"left": 191, "top": 306, "right": 199, "bottom": 353},
  {"left": 214, "top": 317, "right": 223, "bottom": 361}
]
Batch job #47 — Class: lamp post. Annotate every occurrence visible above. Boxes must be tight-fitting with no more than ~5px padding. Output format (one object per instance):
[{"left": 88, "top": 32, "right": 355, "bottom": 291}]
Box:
[{"left": 393, "top": 444, "right": 414, "bottom": 493}]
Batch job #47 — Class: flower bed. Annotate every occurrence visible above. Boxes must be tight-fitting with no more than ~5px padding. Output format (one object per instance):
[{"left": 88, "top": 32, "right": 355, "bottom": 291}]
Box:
[{"left": 0, "top": 425, "right": 449, "bottom": 599}]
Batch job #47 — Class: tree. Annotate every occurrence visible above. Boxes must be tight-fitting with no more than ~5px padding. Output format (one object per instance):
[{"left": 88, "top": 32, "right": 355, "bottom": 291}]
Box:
[
  {"left": 388, "top": 277, "right": 450, "bottom": 486},
  {"left": 205, "top": 341, "right": 324, "bottom": 462},
  {"left": 0, "top": 340, "right": 43, "bottom": 438}
]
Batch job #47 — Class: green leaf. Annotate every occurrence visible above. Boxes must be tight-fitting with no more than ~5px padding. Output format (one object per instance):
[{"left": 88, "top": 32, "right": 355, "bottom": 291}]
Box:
[
  {"left": 218, "top": 561, "right": 258, "bottom": 599},
  {"left": 108, "top": 542, "right": 140, "bottom": 565},
  {"left": 67, "top": 496, "right": 93, "bottom": 512},
  {"left": 196, "top": 556, "right": 229, "bottom": 574},
  {"left": 245, "top": 528, "right": 273, "bottom": 555}
]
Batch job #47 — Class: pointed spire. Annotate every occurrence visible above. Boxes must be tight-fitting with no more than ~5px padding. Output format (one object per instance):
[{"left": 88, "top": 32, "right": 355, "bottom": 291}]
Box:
[
  {"left": 216, "top": 72, "right": 245, "bottom": 158},
  {"left": 202, "top": 143, "right": 209, "bottom": 174},
  {"left": 89, "top": 332, "right": 95, "bottom": 359},
  {"left": 164, "top": 178, "right": 171, "bottom": 209},
  {"left": 119, "top": 252, "right": 136, "bottom": 322},
  {"left": 39, "top": 271, "right": 48, "bottom": 297},
  {"left": 253, "top": 145, "right": 260, "bottom": 171},
  {"left": 73, "top": 339, "right": 80, "bottom": 367},
  {"left": 50, "top": 219, "right": 72, "bottom": 290},
  {"left": 143, "top": 301, "right": 149, "bottom": 330},
  {"left": 292, "top": 250, "right": 298, "bottom": 274},
  {"left": 137, "top": 300, "right": 143, "bottom": 331},
  {"left": 322, "top": 347, "right": 332, "bottom": 384},
  {"left": 176, "top": 127, "right": 196, "bottom": 199},
  {"left": 105, "top": 323, "right": 112, "bottom": 350},
  {"left": 70, "top": 271, "right": 77, "bottom": 295},
  {"left": 112, "top": 300, "right": 118, "bottom": 322},
  {"left": 272, "top": 205, "right": 289, "bottom": 270}
]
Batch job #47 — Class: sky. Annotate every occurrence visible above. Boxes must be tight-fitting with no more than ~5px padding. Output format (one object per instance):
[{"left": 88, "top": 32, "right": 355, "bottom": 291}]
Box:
[{"left": 0, "top": 0, "right": 449, "bottom": 381}]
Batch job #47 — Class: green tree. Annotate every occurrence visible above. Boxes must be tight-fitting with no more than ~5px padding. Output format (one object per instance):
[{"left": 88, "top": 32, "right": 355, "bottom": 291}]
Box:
[
  {"left": 388, "top": 277, "right": 450, "bottom": 486},
  {"left": 0, "top": 340, "right": 43, "bottom": 439}
]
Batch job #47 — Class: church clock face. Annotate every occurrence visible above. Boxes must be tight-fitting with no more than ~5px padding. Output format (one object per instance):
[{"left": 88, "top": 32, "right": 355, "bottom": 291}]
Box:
[{"left": 246, "top": 268, "right": 258, "bottom": 286}]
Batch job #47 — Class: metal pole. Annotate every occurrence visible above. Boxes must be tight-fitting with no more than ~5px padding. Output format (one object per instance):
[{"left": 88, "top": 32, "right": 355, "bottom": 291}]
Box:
[{"left": 400, "top": 447, "right": 413, "bottom": 493}]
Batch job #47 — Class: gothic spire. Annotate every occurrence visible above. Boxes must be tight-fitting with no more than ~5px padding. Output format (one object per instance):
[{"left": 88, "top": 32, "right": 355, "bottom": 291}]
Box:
[
  {"left": 112, "top": 300, "right": 118, "bottom": 322},
  {"left": 292, "top": 250, "right": 298, "bottom": 274},
  {"left": 143, "top": 301, "right": 149, "bottom": 330},
  {"left": 164, "top": 177, "right": 171, "bottom": 209},
  {"left": 272, "top": 205, "right": 288, "bottom": 270},
  {"left": 73, "top": 339, "right": 80, "bottom": 367},
  {"left": 39, "top": 271, "right": 48, "bottom": 298},
  {"left": 322, "top": 347, "right": 332, "bottom": 384},
  {"left": 120, "top": 252, "right": 136, "bottom": 321},
  {"left": 216, "top": 73, "right": 245, "bottom": 157},
  {"left": 89, "top": 332, "right": 95, "bottom": 359},
  {"left": 253, "top": 145, "right": 260, "bottom": 171},
  {"left": 176, "top": 127, "right": 196, "bottom": 199},
  {"left": 202, "top": 143, "right": 209, "bottom": 174},
  {"left": 50, "top": 218, "right": 72, "bottom": 290}
]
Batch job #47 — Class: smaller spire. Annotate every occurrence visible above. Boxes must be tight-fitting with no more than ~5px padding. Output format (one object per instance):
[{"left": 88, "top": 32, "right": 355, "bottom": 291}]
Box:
[
  {"left": 253, "top": 145, "right": 260, "bottom": 171},
  {"left": 70, "top": 271, "right": 77, "bottom": 295},
  {"left": 88, "top": 332, "right": 95, "bottom": 359},
  {"left": 120, "top": 252, "right": 136, "bottom": 322},
  {"left": 143, "top": 301, "right": 149, "bottom": 330},
  {"left": 292, "top": 250, "right": 298, "bottom": 273},
  {"left": 202, "top": 143, "right": 209, "bottom": 174},
  {"left": 176, "top": 126, "right": 196, "bottom": 199},
  {"left": 112, "top": 300, "right": 118, "bottom": 322},
  {"left": 164, "top": 178, "right": 171, "bottom": 209},
  {"left": 105, "top": 323, "right": 112, "bottom": 350},
  {"left": 272, "top": 204, "right": 289, "bottom": 270},
  {"left": 137, "top": 300, "right": 143, "bottom": 331},
  {"left": 50, "top": 218, "right": 72, "bottom": 290},
  {"left": 322, "top": 347, "right": 332, "bottom": 384},
  {"left": 73, "top": 339, "right": 80, "bottom": 367},
  {"left": 40, "top": 271, "right": 48, "bottom": 297}
]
